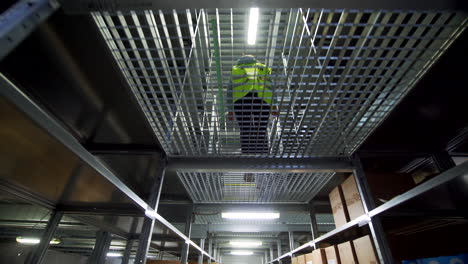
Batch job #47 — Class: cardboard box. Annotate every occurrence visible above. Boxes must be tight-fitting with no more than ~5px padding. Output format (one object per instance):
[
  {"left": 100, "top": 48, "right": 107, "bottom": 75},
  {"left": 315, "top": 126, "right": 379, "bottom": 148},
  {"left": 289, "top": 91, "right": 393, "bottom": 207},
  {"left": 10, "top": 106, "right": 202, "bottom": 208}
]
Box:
[
  {"left": 305, "top": 249, "right": 327, "bottom": 264},
  {"left": 337, "top": 241, "right": 358, "bottom": 264},
  {"left": 341, "top": 174, "right": 366, "bottom": 220},
  {"left": 297, "top": 254, "right": 306, "bottom": 264},
  {"left": 329, "top": 186, "right": 350, "bottom": 227},
  {"left": 292, "top": 257, "right": 298, "bottom": 264},
  {"left": 353, "top": 235, "right": 379, "bottom": 264},
  {"left": 325, "top": 245, "right": 341, "bottom": 264}
]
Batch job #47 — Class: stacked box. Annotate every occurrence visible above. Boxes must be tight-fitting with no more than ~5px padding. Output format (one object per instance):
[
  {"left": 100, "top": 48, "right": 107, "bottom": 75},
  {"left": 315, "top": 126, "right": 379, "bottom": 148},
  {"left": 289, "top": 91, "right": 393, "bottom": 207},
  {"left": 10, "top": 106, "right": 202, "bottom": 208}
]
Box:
[
  {"left": 341, "top": 175, "right": 366, "bottom": 220},
  {"left": 337, "top": 241, "right": 358, "bottom": 264},
  {"left": 297, "top": 254, "right": 306, "bottom": 264},
  {"left": 329, "top": 186, "right": 350, "bottom": 227},
  {"left": 305, "top": 249, "right": 327, "bottom": 264},
  {"left": 292, "top": 257, "right": 298, "bottom": 264},
  {"left": 325, "top": 245, "right": 341, "bottom": 264},
  {"left": 353, "top": 235, "right": 379, "bottom": 264}
]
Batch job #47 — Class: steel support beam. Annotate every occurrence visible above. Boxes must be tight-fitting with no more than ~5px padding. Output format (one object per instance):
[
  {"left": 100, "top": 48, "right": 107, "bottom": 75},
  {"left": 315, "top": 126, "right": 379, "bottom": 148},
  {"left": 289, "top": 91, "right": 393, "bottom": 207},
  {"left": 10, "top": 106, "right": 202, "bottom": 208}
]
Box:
[
  {"left": 265, "top": 251, "right": 269, "bottom": 263},
  {"left": 180, "top": 205, "right": 194, "bottom": 264},
  {"left": 0, "top": 73, "right": 150, "bottom": 211},
  {"left": 88, "top": 231, "right": 112, "bottom": 264},
  {"left": 85, "top": 143, "right": 162, "bottom": 155},
  {"left": 195, "top": 224, "right": 312, "bottom": 233},
  {"left": 288, "top": 231, "right": 295, "bottom": 253},
  {"left": 352, "top": 156, "right": 394, "bottom": 264},
  {"left": 308, "top": 201, "right": 318, "bottom": 249},
  {"left": 167, "top": 157, "right": 354, "bottom": 173},
  {"left": 0, "top": 0, "right": 60, "bottom": 61},
  {"left": 122, "top": 239, "right": 135, "bottom": 264},
  {"left": 208, "top": 237, "right": 213, "bottom": 264},
  {"left": 134, "top": 167, "right": 166, "bottom": 264},
  {"left": 25, "top": 210, "right": 63, "bottom": 264},
  {"left": 59, "top": 0, "right": 468, "bottom": 13},
  {"left": 198, "top": 238, "right": 205, "bottom": 264},
  {"left": 277, "top": 240, "right": 282, "bottom": 264},
  {"left": 270, "top": 247, "right": 274, "bottom": 263}
]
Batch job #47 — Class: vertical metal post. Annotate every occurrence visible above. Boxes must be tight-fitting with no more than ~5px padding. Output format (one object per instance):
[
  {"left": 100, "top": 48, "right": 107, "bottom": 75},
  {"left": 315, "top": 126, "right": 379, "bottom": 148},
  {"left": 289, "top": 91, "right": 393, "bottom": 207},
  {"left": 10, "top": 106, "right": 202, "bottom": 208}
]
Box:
[
  {"left": 122, "top": 239, "right": 135, "bottom": 264},
  {"left": 277, "top": 239, "right": 282, "bottom": 264},
  {"left": 198, "top": 238, "right": 205, "bottom": 264},
  {"left": 134, "top": 166, "right": 166, "bottom": 264},
  {"left": 288, "top": 231, "right": 294, "bottom": 255},
  {"left": 122, "top": 218, "right": 139, "bottom": 264},
  {"left": 25, "top": 210, "right": 63, "bottom": 264},
  {"left": 264, "top": 250, "right": 269, "bottom": 263},
  {"left": 208, "top": 236, "right": 213, "bottom": 264},
  {"left": 352, "top": 156, "right": 394, "bottom": 264},
  {"left": 269, "top": 247, "right": 274, "bottom": 263},
  {"left": 88, "top": 230, "right": 112, "bottom": 264},
  {"left": 308, "top": 201, "right": 319, "bottom": 249},
  {"left": 180, "top": 205, "right": 194, "bottom": 264}
]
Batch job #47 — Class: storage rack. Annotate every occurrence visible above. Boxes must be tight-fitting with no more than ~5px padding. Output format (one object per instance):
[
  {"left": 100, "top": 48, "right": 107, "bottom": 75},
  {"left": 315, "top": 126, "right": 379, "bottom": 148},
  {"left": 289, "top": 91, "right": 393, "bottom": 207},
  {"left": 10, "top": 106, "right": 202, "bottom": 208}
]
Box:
[{"left": 0, "top": 0, "right": 467, "bottom": 264}]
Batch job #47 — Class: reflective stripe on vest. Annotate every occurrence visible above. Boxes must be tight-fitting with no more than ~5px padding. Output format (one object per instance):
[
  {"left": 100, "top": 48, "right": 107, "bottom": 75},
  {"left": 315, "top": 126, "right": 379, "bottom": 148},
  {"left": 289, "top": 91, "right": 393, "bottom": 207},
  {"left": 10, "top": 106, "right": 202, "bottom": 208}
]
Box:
[{"left": 232, "top": 63, "right": 273, "bottom": 104}]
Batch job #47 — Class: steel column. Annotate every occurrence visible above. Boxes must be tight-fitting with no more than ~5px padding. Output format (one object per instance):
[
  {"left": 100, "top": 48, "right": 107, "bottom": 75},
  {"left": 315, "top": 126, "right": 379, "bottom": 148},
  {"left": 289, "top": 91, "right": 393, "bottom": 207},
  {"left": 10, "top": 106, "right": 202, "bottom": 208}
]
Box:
[
  {"left": 308, "top": 201, "right": 319, "bottom": 249},
  {"left": 288, "top": 231, "right": 295, "bottom": 253},
  {"left": 25, "top": 210, "right": 63, "bottom": 264},
  {"left": 277, "top": 239, "right": 282, "bottom": 264},
  {"left": 208, "top": 237, "right": 213, "bottom": 264},
  {"left": 134, "top": 166, "right": 166, "bottom": 264},
  {"left": 270, "top": 247, "right": 274, "bottom": 263},
  {"left": 122, "top": 239, "right": 135, "bottom": 264},
  {"left": 198, "top": 238, "right": 205, "bottom": 264},
  {"left": 88, "top": 231, "right": 112, "bottom": 264},
  {"left": 352, "top": 156, "right": 394, "bottom": 264},
  {"left": 265, "top": 250, "right": 269, "bottom": 263},
  {"left": 180, "top": 205, "right": 194, "bottom": 264}
]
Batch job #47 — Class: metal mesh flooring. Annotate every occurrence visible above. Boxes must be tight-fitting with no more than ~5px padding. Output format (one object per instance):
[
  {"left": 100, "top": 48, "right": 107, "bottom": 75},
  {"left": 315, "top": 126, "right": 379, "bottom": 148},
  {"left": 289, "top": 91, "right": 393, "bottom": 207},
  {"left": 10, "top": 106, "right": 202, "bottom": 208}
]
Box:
[
  {"left": 93, "top": 8, "right": 467, "bottom": 158},
  {"left": 177, "top": 171, "right": 334, "bottom": 203}
]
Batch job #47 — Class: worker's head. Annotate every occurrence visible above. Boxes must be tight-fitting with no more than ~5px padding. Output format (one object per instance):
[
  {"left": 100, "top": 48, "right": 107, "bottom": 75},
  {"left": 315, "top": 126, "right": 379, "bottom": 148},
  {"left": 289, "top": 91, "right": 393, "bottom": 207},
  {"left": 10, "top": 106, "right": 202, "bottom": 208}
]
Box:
[{"left": 237, "top": 55, "right": 257, "bottom": 65}]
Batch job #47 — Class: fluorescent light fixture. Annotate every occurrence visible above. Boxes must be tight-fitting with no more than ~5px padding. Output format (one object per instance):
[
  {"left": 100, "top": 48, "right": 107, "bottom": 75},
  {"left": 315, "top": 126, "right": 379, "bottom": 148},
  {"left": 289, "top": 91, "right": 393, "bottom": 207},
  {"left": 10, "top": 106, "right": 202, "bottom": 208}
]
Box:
[
  {"left": 107, "top": 252, "right": 123, "bottom": 257},
  {"left": 230, "top": 241, "right": 263, "bottom": 247},
  {"left": 247, "top": 7, "right": 259, "bottom": 45},
  {"left": 16, "top": 237, "right": 61, "bottom": 245},
  {"left": 222, "top": 212, "right": 280, "bottom": 220},
  {"left": 16, "top": 237, "right": 40, "bottom": 245},
  {"left": 231, "top": 250, "right": 254, "bottom": 256}
]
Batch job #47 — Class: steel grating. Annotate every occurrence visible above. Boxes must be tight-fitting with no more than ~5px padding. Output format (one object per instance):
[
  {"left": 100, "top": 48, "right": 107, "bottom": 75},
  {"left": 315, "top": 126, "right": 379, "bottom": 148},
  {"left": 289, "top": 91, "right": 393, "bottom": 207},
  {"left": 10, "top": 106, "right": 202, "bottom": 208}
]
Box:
[
  {"left": 177, "top": 171, "right": 334, "bottom": 203},
  {"left": 92, "top": 8, "right": 467, "bottom": 158}
]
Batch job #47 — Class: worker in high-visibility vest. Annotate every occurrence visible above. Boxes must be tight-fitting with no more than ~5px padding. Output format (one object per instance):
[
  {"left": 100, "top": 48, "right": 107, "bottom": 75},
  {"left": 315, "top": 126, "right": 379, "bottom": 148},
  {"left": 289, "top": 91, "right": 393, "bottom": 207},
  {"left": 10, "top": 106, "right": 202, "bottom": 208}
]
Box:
[{"left": 227, "top": 55, "right": 278, "bottom": 154}]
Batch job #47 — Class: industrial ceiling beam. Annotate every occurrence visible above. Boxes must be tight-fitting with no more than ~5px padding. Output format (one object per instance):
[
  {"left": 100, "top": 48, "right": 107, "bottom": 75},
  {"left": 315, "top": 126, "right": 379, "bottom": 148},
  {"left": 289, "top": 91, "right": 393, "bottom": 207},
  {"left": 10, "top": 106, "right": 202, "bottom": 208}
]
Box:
[
  {"left": 58, "top": 0, "right": 468, "bottom": 14},
  {"left": 167, "top": 157, "right": 354, "bottom": 173},
  {"left": 194, "top": 224, "right": 313, "bottom": 233}
]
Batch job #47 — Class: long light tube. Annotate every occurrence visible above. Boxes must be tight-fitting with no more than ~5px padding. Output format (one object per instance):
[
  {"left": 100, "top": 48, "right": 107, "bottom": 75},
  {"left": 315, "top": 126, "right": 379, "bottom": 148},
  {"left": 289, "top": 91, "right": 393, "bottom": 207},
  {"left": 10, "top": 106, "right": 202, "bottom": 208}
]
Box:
[
  {"left": 107, "top": 252, "right": 123, "bottom": 257},
  {"left": 230, "top": 241, "right": 263, "bottom": 247},
  {"left": 16, "top": 237, "right": 61, "bottom": 245},
  {"left": 231, "top": 250, "right": 254, "bottom": 256},
  {"left": 248, "top": 8, "right": 259, "bottom": 45},
  {"left": 221, "top": 212, "right": 280, "bottom": 219}
]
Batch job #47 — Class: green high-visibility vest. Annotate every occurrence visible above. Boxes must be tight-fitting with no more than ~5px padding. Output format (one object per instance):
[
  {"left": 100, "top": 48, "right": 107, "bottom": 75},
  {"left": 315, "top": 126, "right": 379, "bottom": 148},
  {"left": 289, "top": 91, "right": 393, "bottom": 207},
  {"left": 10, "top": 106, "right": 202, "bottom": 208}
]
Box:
[{"left": 231, "top": 62, "right": 274, "bottom": 105}]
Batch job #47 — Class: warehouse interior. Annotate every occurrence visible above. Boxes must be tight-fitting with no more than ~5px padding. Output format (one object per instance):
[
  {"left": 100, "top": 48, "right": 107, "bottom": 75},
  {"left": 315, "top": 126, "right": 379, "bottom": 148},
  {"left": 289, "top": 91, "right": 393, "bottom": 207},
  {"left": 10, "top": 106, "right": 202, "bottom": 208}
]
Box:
[{"left": 1, "top": 1, "right": 468, "bottom": 264}]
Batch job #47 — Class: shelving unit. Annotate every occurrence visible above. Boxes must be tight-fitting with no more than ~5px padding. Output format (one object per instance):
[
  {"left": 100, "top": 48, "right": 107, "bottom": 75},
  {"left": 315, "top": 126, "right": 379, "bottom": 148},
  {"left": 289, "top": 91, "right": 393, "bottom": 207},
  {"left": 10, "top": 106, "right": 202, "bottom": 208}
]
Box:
[
  {"left": 268, "top": 158, "right": 468, "bottom": 263},
  {"left": 1, "top": 1, "right": 467, "bottom": 264}
]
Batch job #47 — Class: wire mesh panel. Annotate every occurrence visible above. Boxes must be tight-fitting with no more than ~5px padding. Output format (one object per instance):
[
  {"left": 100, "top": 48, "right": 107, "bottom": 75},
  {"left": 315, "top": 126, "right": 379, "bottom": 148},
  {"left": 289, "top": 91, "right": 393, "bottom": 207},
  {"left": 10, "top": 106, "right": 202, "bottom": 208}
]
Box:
[
  {"left": 194, "top": 213, "right": 334, "bottom": 225},
  {"left": 177, "top": 171, "right": 334, "bottom": 203},
  {"left": 93, "top": 8, "right": 467, "bottom": 158}
]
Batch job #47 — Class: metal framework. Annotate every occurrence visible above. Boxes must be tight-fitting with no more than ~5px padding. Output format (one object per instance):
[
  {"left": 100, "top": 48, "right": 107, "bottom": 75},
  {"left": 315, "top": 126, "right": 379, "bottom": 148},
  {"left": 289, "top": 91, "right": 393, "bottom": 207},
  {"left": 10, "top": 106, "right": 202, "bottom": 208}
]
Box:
[
  {"left": 92, "top": 8, "right": 466, "bottom": 160},
  {"left": 268, "top": 159, "right": 468, "bottom": 263},
  {"left": 1, "top": 2, "right": 468, "bottom": 264}
]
